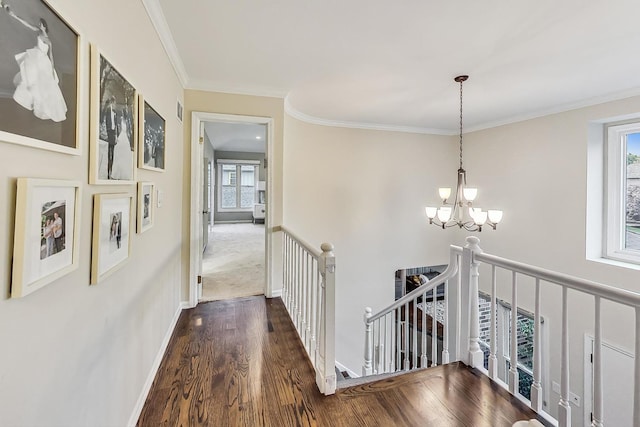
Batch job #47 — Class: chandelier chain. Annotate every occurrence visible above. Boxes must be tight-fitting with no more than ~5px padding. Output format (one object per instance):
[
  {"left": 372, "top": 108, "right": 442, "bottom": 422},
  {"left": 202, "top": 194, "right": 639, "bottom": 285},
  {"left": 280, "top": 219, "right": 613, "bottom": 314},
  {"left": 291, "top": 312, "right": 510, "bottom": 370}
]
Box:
[{"left": 459, "top": 78, "right": 463, "bottom": 170}]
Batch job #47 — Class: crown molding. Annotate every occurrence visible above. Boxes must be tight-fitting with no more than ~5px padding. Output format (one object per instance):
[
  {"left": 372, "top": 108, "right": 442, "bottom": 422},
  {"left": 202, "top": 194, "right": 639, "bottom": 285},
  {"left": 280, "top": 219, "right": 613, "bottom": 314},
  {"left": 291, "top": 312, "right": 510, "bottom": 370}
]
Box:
[
  {"left": 465, "top": 87, "right": 640, "bottom": 133},
  {"left": 186, "top": 79, "right": 287, "bottom": 99},
  {"left": 141, "top": 0, "right": 190, "bottom": 87},
  {"left": 284, "top": 97, "right": 455, "bottom": 136}
]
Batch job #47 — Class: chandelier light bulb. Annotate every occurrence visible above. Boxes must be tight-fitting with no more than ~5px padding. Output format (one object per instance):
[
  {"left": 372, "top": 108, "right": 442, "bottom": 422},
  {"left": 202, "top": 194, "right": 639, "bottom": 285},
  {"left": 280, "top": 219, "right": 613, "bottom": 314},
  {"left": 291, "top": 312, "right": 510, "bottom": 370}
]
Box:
[
  {"left": 437, "top": 207, "right": 452, "bottom": 222},
  {"left": 488, "top": 210, "right": 503, "bottom": 224},
  {"left": 438, "top": 187, "right": 452, "bottom": 201},
  {"left": 463, "top": 187, "right": 478, "bottom": 202},
  {"left": 425, "top": 207, "right": 438, "bottom": 219}
]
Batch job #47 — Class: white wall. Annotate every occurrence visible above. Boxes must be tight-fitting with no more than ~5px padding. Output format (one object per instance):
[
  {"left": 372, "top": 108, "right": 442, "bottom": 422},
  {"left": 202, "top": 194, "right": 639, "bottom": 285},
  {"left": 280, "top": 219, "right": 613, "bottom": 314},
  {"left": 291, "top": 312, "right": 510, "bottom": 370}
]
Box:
[
  {"left": 283, "top": 115, "right": 456, "bottom": 373},
  {"left": 0, "top": 0, "right": 185, "bottom": 425},
  {"left": 464, "top": 95, "right": 640, "bottom": 426}
]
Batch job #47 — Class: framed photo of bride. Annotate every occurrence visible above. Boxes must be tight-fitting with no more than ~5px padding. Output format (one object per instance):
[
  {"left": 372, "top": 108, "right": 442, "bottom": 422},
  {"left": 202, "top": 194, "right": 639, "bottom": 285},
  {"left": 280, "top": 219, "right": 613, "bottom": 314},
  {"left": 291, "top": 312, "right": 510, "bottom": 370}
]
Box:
[
  {"left": 89, "top": 44, "right": 137, "bottom": 185},
  {"left": 0, "top": 0, "right": 81, "bottom": 155}
]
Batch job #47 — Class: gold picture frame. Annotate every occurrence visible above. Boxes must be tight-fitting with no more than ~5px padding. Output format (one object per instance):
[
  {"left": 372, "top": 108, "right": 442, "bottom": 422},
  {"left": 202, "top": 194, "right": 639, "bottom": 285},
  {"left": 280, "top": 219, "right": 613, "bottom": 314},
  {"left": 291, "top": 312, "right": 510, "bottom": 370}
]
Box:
[
  {"left": 138, "top": 94, "right": 165, "bottom": 172},
  {"left": 89, "top": 44, "right": 137, "bottom": 184},
  {"left": 90, "top": 192, "right": 133, "bottom": 284},
  {"left": 137, "top": 181, "right": 155, "bottom": 233},
  {"left": 0, "top": 0, "right": 82, "bottom": 154},
  {"left": 12, "top": 178, "right": 81, "bottom": 297}
]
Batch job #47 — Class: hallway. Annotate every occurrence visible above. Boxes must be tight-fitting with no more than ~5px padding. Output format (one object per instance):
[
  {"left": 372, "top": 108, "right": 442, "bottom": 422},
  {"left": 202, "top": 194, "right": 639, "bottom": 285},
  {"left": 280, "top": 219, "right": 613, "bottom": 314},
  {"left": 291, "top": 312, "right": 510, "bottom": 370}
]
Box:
[{"left": 136, "top": 296, "right": 546, "bottom": 426}]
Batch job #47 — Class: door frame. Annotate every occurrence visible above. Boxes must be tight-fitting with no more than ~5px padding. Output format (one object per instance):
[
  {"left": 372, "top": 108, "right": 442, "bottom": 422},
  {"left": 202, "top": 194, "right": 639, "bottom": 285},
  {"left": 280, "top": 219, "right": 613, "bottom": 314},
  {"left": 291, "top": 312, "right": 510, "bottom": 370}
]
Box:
[{"left": 189, "top": 111, "right": 274, "bottom": 307}]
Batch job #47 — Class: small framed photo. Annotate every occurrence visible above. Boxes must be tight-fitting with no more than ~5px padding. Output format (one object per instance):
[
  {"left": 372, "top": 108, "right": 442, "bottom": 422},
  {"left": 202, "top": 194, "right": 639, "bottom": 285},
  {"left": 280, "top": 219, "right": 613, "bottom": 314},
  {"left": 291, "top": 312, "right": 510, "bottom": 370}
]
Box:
[
  {"left": 89, "top": 44, "right": 137, "bottom": 184},
  {"left": 91, "top": 193, "right": 133, "bottom": 284},
  {"left": 137, "top": 181, "right": 155, "bottom": 233},
  {"left": 138, "top": 95, "right": 165, "bottom": 171},
  {"left": 0, "top": 0, "right": 81, "bottom": 154},
  {"left": 11, "top": 178, "right": 81, "bottom": 298},
  {"left": 177, "top": 100, "right": 183, "bottom": 122}
]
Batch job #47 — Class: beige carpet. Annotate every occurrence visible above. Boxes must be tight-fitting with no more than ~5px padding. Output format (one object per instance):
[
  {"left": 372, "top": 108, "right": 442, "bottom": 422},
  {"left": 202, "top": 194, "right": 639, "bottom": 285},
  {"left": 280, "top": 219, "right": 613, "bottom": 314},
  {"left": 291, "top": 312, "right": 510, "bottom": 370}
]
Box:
[{"left": 201, "top": 223, "right": 265, "bottom": 302}]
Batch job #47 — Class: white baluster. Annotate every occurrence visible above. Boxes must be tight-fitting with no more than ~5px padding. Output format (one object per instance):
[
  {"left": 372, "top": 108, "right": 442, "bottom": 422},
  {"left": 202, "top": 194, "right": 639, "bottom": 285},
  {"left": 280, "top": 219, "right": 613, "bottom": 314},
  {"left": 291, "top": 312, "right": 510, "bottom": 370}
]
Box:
[
  {"left": 313, "top": 263, "right": 320, "bottom": 367},
  {"left": 633, "top": 307, "right": 640, "bottom": 426},
  {"left": 305, "top": 252, "right": 312, "bottom": 350},
  {"left": 431, "top": 287, "right": 438, "bottom": 367},
  {"left": 558, "top": 286, "right": 571, "bottom": 427},
  {"left": 396, "top": 307, "right": 401, "bottom": 372},
  {"left": 412, "top": 299, "right": 418, "bottom": 368},
  {"left": 421, "top": 291, "right": 428, "bottom": 367},
  {"left": 531, "top": 278, "right": 543, "bottom": 412},
  {"left": 466, "top": 236, "right": 483, "bottom": 368},
  {"left": 404, "top": 303, "right": 410, "bottom": 370},
  {"left": 592, "top": 296, "right": 603, "bottom": 427},
  {"left": 509, "top": 272, "right": 519, "bottom": 395},
  {"left": 442, "top": 279, "right": 450, "bottom": 364},
  {"left": 488, "top": 265, "right": 498, "bottom": 379},
  {"left": 363, "top": 307, "right": 373, "bottom": 376}
]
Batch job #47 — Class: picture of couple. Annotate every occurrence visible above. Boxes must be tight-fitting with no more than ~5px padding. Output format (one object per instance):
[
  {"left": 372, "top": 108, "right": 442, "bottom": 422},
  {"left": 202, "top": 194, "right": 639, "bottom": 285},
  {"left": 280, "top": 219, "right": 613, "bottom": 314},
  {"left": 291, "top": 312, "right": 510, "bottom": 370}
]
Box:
[
  {"left": 98, "top": 54, "right": 135, "bottom": 181},
  {"left": 40, "top": 200, "right": 64, "bottom": 260},
  {"left": 109, "top": 211, "right": 122, "bottom": 253}
]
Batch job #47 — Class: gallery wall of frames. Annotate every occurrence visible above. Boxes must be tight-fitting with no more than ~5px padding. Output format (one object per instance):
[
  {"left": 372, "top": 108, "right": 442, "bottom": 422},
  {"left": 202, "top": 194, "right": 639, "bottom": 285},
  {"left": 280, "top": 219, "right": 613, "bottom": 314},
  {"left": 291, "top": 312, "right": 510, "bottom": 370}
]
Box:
[{"left": 1, "top": 0, "right": 175, "bottom": 298}]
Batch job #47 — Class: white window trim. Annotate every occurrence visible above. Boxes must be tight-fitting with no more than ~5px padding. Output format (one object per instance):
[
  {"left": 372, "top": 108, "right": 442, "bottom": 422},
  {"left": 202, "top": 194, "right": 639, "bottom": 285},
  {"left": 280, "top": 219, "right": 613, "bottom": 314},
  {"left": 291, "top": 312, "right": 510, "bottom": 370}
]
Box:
[
  {"left": 216, "top": 159, "right": 260, "bottom": 212},
  {"left": 605, "top": 122, "right": 640, "bottom": 263}
]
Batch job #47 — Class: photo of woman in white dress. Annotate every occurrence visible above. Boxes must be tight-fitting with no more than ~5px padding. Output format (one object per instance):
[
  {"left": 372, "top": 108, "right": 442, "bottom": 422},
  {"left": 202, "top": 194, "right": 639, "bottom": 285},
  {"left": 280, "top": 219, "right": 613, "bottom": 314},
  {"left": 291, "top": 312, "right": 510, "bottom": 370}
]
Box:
[
  {"left": 110, "top": 115, "right": 133, "bottom": 180},
  {"left": 3, "top": 2, "right": 67, "bottom": 122}
]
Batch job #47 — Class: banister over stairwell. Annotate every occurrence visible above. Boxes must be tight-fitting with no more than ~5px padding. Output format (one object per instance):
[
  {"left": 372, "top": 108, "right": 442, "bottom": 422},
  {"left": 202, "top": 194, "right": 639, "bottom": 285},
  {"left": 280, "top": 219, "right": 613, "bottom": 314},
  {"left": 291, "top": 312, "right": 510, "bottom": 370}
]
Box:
[
  {"left": 361, "top": 236, "right": 640, "bottom": 427},
  {"left": 275, "top": 225, "right": 336, "bottom": 395}
]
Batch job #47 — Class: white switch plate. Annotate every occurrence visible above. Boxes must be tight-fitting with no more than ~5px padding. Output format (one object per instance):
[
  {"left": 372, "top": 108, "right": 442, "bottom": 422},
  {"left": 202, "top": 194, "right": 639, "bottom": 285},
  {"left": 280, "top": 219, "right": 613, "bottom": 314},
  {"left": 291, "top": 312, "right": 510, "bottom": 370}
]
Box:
[{"left": 157, "top": 189, "right": 163, "bottom": 208}]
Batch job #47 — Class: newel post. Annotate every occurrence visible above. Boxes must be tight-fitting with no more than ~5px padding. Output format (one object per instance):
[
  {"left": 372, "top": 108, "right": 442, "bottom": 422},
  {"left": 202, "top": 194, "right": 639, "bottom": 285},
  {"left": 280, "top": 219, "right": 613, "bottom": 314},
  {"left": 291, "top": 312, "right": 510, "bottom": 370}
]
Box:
[
  {"left": 363, "top": 307, "right": 373, "bottom": 376},
  {"left": 462, "top": 236, "right": 483, "bottom": 368},
  {"left": 317, "top": 243, "right": 336, "bottom": 395}
]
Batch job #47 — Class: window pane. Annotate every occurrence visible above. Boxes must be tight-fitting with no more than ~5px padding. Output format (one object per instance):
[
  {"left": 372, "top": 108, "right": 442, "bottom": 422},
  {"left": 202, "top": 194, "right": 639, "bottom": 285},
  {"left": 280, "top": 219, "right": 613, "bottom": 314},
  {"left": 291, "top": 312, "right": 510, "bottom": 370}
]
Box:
[
  {"left": 625, "top": 132, "right": 640, "bottom": 250},
  {"left": 506, "top": 310, "right": 535, "bottom": 371},
  {"left": 240, "top": 165, "right": 255, "bottom": 208},
  {"left": 222, "top": 165, "right": 236, "bottom": 186},
  {"left": 221, "top": 186, "right": 236, "bottom": 208}
]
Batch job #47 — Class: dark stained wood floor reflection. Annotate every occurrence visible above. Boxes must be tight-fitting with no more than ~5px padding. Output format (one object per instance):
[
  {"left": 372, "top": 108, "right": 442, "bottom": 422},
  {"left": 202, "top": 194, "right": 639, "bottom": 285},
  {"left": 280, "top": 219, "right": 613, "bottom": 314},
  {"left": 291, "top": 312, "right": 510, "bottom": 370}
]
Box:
[{"left": 137, "top": 296, "right": 546, "bottom": 426}]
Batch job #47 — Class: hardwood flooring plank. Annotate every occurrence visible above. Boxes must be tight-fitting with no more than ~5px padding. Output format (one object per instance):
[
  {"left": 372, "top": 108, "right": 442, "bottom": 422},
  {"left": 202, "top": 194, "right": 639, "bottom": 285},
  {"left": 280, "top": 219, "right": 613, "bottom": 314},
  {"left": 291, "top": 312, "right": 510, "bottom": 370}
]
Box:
[{"left": 138, "top": 296, "right": 549, "bottom": 427}]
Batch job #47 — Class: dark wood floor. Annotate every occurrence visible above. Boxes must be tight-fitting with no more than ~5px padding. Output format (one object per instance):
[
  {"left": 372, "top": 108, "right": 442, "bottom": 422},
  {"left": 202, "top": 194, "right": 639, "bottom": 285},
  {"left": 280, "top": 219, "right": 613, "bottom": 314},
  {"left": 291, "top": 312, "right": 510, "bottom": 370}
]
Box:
[{"left": 137, "top": 296, "right": 545, "bottom": 426}]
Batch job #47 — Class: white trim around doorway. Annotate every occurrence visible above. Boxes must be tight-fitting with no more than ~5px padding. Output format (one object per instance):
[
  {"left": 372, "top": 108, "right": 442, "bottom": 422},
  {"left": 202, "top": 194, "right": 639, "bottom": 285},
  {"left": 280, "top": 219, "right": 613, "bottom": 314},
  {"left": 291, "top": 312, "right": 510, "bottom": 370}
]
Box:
[{"left": 190, "top": 112, "right": 274, "bottom": 307}]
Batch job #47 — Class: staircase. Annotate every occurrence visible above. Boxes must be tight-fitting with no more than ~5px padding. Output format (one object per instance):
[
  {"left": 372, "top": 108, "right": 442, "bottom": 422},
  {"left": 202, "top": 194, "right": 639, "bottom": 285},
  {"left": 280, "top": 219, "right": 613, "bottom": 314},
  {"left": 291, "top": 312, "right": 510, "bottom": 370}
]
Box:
[{"left": 276, "top": 226, "right": 640, "bottom": 427}]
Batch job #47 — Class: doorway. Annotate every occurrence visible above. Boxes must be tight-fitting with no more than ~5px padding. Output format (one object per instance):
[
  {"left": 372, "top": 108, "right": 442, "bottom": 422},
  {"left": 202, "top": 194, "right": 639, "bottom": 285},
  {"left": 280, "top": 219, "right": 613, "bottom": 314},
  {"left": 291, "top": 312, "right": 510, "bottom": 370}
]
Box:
[
  {"left": 189, "top": 112, "right": 274, "bottom": 306},
  {"left": 200, "top": 120, "right": 267, "bottom": 301}
]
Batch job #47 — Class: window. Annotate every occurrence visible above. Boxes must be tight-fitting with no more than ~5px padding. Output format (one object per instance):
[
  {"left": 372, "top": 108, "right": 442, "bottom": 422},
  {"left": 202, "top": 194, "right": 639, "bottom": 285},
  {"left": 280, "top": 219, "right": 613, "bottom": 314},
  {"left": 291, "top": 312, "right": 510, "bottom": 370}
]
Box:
[
  {"left": 478, "top": 292, "right": 538, "bottom": 401},
  {"left": 606, "top": 122, "right": 640, "bottom": 262},
  {"left": 217, "top": 160, "right": 259, "bottom": 211}
]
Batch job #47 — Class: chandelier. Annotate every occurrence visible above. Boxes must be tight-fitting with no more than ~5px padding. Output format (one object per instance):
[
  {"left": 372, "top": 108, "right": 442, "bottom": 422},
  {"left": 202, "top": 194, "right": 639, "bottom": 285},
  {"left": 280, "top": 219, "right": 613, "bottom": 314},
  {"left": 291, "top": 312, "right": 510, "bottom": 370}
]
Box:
[{"left": 425, "top": 75, "right": 503, "bottom": 232}]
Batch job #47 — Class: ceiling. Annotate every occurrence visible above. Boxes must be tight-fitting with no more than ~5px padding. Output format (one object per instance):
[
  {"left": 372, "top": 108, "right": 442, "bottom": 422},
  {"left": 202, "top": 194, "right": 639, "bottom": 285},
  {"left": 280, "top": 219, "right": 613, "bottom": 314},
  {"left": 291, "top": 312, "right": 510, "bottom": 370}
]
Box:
[
  {"left": 204, "top": 122, "right": 266, "bottom": 153},
  {"left": 147, "top": 0, "right": 640, "bottom": 134}
]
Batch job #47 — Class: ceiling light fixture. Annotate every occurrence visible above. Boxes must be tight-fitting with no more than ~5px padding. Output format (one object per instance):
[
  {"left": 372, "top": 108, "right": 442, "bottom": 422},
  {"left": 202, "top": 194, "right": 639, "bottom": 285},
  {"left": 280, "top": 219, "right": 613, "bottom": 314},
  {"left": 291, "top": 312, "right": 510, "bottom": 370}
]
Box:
[
  {"left": 256, "top": 136, "right": 262, "bottom": 140},
  {"left": 425, "top": 75, "right": 503, "bottom": 232}
]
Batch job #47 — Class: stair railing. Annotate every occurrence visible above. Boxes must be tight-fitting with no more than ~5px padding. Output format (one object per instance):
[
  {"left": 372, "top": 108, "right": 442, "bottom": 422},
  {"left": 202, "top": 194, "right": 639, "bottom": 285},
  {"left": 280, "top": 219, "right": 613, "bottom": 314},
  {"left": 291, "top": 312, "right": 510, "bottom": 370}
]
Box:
[
  {"left": 462, "top": 236, "right": 640, "bottom": 427},
  {"left": 363, "top": 245, "right": 463, "bottom": 376},
  {"left": 275, "top": 225, "right": 336, "bottom": 395}
]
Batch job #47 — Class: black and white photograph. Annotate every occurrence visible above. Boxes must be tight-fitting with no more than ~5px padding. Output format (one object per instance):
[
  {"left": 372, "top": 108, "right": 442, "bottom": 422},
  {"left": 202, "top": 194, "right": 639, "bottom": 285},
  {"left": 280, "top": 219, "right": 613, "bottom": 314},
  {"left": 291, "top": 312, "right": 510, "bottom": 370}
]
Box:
[
  {"left": 139, "top": 99, "right": 165, "bottom": 171},
  {"left": 91, "top": 193, "right": 132, "bottom": 284},
  {"left": 137, "top": 181, "right": 155, "bottom": 233},
  {"left": 40, "top": 199, "right": 65, "bottom": 259},
  {"left": 12, "top": 178, "right": 80, "bottom": 298},
  {"left": 90, "top": 45, "right": 136, "bottom": 184},
  {"left": 0, "top": 0, "right": 78, "bottom": 153}
]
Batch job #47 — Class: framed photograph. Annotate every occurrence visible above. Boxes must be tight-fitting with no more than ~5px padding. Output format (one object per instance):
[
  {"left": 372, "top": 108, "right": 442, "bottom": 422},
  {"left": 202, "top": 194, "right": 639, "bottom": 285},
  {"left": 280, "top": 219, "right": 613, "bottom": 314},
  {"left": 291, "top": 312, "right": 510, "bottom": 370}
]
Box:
[
  {"left": 177, "top": 100, "right": 183, "bottom": 122},
  {"left": 91, "top": 193, "right": 133, "bottom": 284},
  {"left": 11, "top": 178, "right": 81, "bottom": 298},
  {"left": 138, "top": 95, "right": 165, "bottom": 171},
  {"left": 0, "top": 0, "right": 80, "bottom": 154},
  {"left": 137, "top": 181, "right": 155, "bottom": 233},
  {"left": 89, "top": 44, "right": 137, "bottom": 184}
]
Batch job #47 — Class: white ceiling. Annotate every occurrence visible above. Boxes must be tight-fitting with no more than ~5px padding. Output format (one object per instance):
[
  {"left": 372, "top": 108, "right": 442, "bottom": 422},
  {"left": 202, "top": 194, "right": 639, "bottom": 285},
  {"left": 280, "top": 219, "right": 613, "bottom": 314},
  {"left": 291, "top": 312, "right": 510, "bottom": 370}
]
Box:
[
  {"left": 148, "top": 0, "right": 640, "bottom": 134},
  {"left": 204, "top": 122, "right": 266, "bottom": 153}
]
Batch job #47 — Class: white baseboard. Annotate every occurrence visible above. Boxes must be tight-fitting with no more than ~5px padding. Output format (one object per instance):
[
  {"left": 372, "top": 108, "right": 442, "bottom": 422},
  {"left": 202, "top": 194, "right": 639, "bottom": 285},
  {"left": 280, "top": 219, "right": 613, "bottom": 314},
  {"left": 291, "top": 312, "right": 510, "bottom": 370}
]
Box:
[
  {"left": 336, "top": 360, "right": 360, "bottom": 379},
  {"left": 127, "top": 301, "right": 188, "bottom": 426},
  {"left": 269, "top": 289, "right": 283, "bottom": 298}
]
